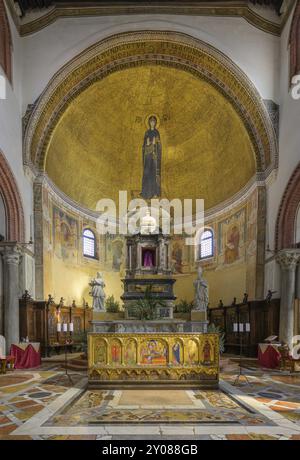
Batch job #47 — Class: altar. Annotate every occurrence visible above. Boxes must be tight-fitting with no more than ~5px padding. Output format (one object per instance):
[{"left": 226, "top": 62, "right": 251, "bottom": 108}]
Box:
[
  {"left": 88, "top": 332, "right": 219, "bottom": 388},
  {"left": 88, "top": 216, "right": 217, "bottom": 387}
]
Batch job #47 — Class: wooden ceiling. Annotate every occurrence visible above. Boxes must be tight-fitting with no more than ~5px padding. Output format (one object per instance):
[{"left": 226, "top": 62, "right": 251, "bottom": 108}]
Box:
[{"left": 15, "top": 0, "right": 284, "bottom": 18}]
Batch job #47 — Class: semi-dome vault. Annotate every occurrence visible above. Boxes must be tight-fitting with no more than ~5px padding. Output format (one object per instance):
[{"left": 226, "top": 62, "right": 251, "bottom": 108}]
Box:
[{"left": 24, "top": 31, "right": 278, "bottom": 212}]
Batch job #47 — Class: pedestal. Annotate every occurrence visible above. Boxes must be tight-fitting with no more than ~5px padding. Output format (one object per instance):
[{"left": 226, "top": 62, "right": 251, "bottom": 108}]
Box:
[{"left": 191, "top": 310, "right": 207, "bottom": 322}]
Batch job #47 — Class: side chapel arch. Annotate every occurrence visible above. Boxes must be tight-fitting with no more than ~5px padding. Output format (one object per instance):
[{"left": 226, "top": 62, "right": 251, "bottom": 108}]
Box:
[
  {"left": 289, "top": 0, "right": 300, "bottom": 82},
  {"left": 275, "top": 161, "right": 300, "bottom": 250},
  {"left": 0, "top": 0, "right": 12, "bottom": 83},
  {"left": 0, "top": 151, "right": 25, "bottom": 242}
]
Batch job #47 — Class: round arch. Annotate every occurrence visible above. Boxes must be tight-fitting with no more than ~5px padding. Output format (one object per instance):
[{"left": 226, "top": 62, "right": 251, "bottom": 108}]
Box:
[
  {"left": 275, "top": 161, "right": 300, "bottom": 250},
  {"left": 0, "top": 151, "right": 25, "bottom": 242},
  {"left": 24, "top": 31, "right": 277, "bottom": 176}
]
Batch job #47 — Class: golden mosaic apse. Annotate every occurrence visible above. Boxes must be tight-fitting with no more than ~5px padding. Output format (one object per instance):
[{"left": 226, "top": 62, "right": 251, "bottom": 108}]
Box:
[{"left": 45, "top": 65, "right": 256, "bottom": 210}]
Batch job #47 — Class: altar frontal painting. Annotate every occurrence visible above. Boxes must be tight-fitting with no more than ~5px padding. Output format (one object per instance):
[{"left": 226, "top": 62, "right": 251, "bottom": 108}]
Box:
[
  {"left": 89, "top": 334, "right": 220, "bottom": 386},
  {"left": 125, "top": 339, "right": 137, "bottom": 365},
  {"left": 110, "top": 340, "right": 122, "bottom": 365},
  {"left": 140, "top": 339, "right": 168, "bottom": 365}
]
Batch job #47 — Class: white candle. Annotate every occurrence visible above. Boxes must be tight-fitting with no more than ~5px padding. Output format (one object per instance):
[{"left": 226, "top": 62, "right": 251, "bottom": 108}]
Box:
[
  {"left": 239, "top": 323, "right": 244, "bottom": 332},
  {"left": 57, "top": 322, "right": 61, "bottom": 332},
  {"left": 246, "top": 323, "right": 251, "bottom": 332},
  {"left": 69, "top": 322, "right": 74, "bottom": 332},
  {"left": 233, "top": 323, "right": 238, "bottom": 332},
  {"left": 63, "top": 323, "right": 68, "bottom": 332}
]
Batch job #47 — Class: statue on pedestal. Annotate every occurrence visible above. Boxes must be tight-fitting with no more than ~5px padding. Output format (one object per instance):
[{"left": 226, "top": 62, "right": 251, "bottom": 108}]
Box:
[
  {"left": 193, "top": 266, "right": 209, "bottom": 311},
  {"left": 89, "top": 272, "right": 106, "bottom": 311}
]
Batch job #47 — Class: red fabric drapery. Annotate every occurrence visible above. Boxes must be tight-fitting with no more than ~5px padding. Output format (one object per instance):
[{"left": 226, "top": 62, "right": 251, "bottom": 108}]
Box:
[
  {"left": 258, "top": 344, "right": 281, "bottom": 369},
  {"left": 10, "top": 344, "right": 41, "bottom": 369}
]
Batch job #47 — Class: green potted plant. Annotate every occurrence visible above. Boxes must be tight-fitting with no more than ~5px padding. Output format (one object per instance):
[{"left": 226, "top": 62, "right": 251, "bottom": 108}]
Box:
[
  {"left": 175, "top": 299, "right": 194, "bottom": 313},
  {"left": 105, "top": 295, "right": 120, "bottom": 313},
  {"left": 131, "top": 285, "right": 167, "bottom": 320},
  {"left": 207, "top": 323, "right": 225, "bottom": 354}
]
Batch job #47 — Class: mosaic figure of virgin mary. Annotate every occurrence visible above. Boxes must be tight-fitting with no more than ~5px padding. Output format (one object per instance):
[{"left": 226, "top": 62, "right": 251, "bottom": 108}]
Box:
[{"left": 141, "top": 115, "right": 161, "bottom": 199}]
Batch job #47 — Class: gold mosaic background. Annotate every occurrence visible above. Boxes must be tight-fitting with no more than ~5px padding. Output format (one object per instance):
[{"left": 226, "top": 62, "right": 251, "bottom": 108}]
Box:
[{"left": 46, "top": 65, "right": 256, "bottom": 211}]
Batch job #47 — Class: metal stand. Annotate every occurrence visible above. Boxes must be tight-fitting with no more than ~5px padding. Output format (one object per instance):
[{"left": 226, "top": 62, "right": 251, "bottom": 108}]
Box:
[
  {"left": 57, "top": 332, "right": 74, "bottom": 386},
  {"left": 233, "top": 323, "right": 251, "bottom": 386}
]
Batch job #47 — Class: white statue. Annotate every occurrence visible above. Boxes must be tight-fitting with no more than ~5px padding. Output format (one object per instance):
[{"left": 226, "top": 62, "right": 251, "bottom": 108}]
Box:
[
  {"left": 89, "top": 272, "right": 106, "bottom": 311},
  {"left": 193, "top": 266, "right": 209, "bottom": 311}
]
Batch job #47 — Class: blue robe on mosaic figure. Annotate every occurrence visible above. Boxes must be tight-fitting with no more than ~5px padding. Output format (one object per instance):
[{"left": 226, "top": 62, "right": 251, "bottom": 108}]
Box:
[{"left": 141, "top": 116, "right": 161, "bottom": 199}]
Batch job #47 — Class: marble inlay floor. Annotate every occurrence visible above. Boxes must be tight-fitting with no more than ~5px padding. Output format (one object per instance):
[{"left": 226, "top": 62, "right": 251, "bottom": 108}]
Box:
[
  {"left": 0, "top": 359, "right": 300, "bottom": 440},
  {"left": 44, "top": 387, "right": 272, "bottom": 426}
]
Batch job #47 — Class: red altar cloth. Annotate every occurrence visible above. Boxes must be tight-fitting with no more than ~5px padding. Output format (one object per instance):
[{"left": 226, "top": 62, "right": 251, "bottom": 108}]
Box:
[
  {"left": 10, "top": 343, "right": 41, "bottom": 369},
  {"left": 258, "top": 343, "right": 281, "bottom": 369}
]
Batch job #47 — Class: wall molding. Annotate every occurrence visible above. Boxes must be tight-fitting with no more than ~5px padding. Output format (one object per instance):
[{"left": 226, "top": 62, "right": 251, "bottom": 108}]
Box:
[{"left": 6, "top": 1, "right": 282, "bottom": 37}]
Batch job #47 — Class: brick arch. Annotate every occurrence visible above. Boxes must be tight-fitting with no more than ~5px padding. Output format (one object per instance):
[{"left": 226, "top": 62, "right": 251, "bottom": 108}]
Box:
[
  {"left": 0, "top": 151, "right": 25, "bottom": 241},
  {"left": 0, "top": 0, "right": 12, "bottom": 83},
  {"left": 275, "top": 162, "right": 300, "bottom": 250},
  {"left": 289, "top": 0, "right": 300, "bottom": 82}
]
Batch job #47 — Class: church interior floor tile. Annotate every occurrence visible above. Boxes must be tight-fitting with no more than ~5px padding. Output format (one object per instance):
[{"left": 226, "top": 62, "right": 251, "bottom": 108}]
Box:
[
  {"left": 117, "top": 389, "right": 194, "bottom": 406},
  {"left": 0, "top": 361, "right": 300, "bottom": 439}
]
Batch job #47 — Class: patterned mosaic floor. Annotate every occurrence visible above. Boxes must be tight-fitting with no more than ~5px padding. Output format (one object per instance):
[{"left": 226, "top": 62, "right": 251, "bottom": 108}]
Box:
[
  {"left": 45, "top": 388, "right": 272, "bottom": 426},
  {"left": 0, "top": 359, "right": 300, "bottom": 440}
]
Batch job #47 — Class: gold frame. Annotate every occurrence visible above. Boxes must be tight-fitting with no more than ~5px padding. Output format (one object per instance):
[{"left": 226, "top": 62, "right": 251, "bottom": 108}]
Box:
[{"left": 88, "top": 332, "right": 219, "bottom": 387}]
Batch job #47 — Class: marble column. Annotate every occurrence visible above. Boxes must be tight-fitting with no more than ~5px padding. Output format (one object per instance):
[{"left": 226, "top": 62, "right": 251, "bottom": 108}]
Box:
[
  {"left": 0, "top": 244, "right": 22, "bottom": 352},
  {"left": 276, "top": 249, "right": 300, "bottom": 347}
]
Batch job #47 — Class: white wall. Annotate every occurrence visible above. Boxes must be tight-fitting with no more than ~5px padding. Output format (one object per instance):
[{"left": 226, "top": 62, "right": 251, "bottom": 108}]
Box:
[
  {"left": 0, "top": 6, "right": 33, "bottom": 243},
  {"left": 264, "top": 4, "right": 300, "bottom": 296},
  {"left": 21, "top": 14, "right": 280, "bottom": 112}
]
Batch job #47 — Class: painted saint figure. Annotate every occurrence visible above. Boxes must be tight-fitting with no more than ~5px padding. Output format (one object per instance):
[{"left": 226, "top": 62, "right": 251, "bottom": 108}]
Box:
[
  {"left": 172, "top": 342, "right": 181, "bottom": 365},
  {"left": 141, "top": 116, "right": 161, "bottom": 199},
  {"left": 89, "top": 272, "right": 106, "bottom": 311}
]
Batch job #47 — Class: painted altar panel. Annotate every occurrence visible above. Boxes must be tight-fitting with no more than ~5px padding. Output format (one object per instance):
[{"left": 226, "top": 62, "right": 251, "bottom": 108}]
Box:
[
  {"left": 140, "top": 339, "right": 168, "bottom": 365},
  {"left": 88, "top": 333, "right": 219, "bottom": 387}
]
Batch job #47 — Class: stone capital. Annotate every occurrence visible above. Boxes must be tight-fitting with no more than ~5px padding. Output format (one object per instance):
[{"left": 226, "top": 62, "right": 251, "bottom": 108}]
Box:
[
  {"left": 0, "top": 243, "right": 23, "bottom": 265},
  {"left": 276, "top": 249, "right": 300, "bottom": 271}
]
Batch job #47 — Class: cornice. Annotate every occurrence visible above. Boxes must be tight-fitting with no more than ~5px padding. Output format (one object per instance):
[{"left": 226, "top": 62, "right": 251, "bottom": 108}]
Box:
[
  {"left": 6, "top": 1, "right": 282, "bottom": 37},
  {"left": 40, "top": 170, "right": 265, "bottom": 225}
]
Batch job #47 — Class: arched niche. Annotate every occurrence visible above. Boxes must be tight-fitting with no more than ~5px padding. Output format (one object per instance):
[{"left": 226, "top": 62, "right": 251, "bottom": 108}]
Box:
[
  {"left": 24, "top": 31, "right": 277, "bottom": 177},
  {"left": 0, "top": 151, "right": 25, "bottom": 242},
  {"left": 275, "top": 161, "right": 300, "bottom": 250}
]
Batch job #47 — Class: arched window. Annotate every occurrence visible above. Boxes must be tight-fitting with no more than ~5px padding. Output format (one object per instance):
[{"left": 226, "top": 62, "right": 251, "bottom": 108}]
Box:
[
  {"left": 83, "top": 228, "right": 96, "bottom": 258},
  {"left": 198, "top": 229, "right": 214, "bottom": 260},
  {"left": 0, "top": 1, "right": 12, "bottom": 83},
  {"left": 290, "top": 0, "right": 300, "bottom": 83}
]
